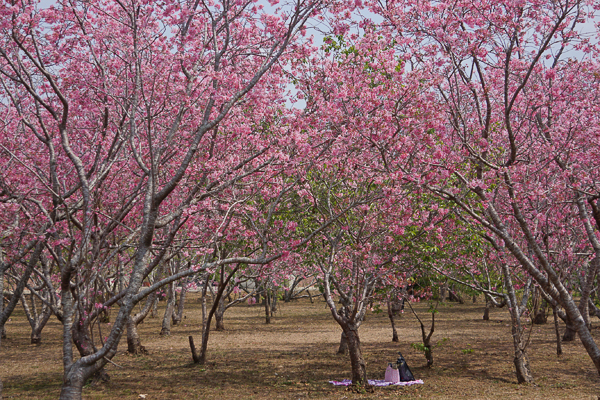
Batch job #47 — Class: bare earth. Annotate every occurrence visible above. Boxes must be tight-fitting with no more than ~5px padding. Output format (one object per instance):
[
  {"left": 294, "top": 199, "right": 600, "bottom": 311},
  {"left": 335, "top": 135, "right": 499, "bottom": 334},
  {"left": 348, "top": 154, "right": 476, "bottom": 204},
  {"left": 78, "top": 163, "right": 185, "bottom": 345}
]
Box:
[{"left": 2, "top": 295, "right": 600, "bottom": 399}]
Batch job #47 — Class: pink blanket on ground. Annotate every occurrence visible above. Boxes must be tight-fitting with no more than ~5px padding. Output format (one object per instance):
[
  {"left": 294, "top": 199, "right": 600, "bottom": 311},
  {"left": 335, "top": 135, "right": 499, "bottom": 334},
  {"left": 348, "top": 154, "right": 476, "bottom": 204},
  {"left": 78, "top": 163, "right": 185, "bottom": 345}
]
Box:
[{"left": 329, "top": 379, "right": 424, "bottom": 387}]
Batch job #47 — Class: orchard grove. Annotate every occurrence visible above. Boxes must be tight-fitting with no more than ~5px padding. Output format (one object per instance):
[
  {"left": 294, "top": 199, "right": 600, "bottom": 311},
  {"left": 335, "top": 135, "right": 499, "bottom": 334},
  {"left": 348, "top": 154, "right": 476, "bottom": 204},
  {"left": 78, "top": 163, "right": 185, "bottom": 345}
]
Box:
[{"left": 1, "top": 0, "right": 600, "bottom": 399}]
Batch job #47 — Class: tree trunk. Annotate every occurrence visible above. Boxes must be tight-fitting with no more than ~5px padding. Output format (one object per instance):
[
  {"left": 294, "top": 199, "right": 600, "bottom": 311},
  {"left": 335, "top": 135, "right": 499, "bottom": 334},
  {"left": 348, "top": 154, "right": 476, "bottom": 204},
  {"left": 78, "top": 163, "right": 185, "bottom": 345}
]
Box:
[
  {"left": 150, "top": 296, "right": 159, "bottom": 318},
  {"left": 387, "top": 301, "right": 399, "bottom": 342},
  {"left": 579, "top": 258, "right": 599, "bottom": 330},
  {"left": 513, "top": 348, "right": 533, "bottom": 384},
  {"left": 27, "top": 288, "right": 53, "bottom": 344},
  {"left": 71, "top": 319, "right": 110, "bottom": 384},
  {"left": 189, "top": 277, "right": 209, "bottom": 364},
  {"left": 553, "top": 305, "right": 563, "bottom": 356},
  {"left": 126, "top": 315, "right": 147, "bottom": 355},
  {"left": 195, "top": 286, "right": 221, "bottom": 364},
  {"left": 448, "top": 286, "right": 464, "bottom": 304},
  {"left": 320, "top": 268, "right": 374, "bottom": 388},
  {"left": 421, "top": 314, "right": 435, "bottom": 368},
  {"left": 126, "top": 291, "right": 156, "bottom": 354},
  {"left": 59, "top": 370, "right": 86, "bottom": 400},
  {"left": 59, "top": 356, "right": 112, "bottom": 400},
  {"left": 406, "top": 300, "right": 435, "bottom": 368},
  {"left": 1, "top": 243, "right": 44, "bottom": 346},
  {"left": 483, "top": 297, "right": 490, "bottom": 321},
  {"left": 22, "top": 291, "right": 52, "bottom": 345},
  {"left": 424, "top": 345, "right": 433, "bottom": 368},
  {"left": 160, "top": 282, "right": 175, "bottom": 336},
  {"left": 196, "top": 310, "right": 211, "bottom": 364},
  {"left": 503, "top": 263, "right": 534, "bottom": 384},
  {"left": 533, "top": 272, "right": 600, "bottom": 373},
  {"left": 271, "top": 291, "right": 277, "bottom": 315},
  {"left": 337, "top": 331, "right": 348, "bottom": 354},
  {"left": 440, "top": 280, "right": 448, "bottom": 302},
  {"left": 30, "top": 324, "right": 44, "bottom": 345},
  {"left": 201, "top": 279, "right": 208, "bottom": 336},
  {"left": 191, "top": 266, "right": 240, "bottom": 365},
  {"left": 566, "top": 306, "right": 600, "bottom": 373},
  {"left": 172, "top": 283, "right": 187, "bottom": 326},
  {"left": 284, "top": 276, "right": 302, "bottom": 302},
  {"left": 264, "top": 291, "right": 271, "bottom": 324},
  {"left": 215, "top": 296, "right": 225, "bottom": 331},
  {"left": 533, "top": 301, "right": 547, "bottom": 324},
  {"left": 562, "top": 317, "right": 577, "bottom": 342},
  {"left": 532, "top": 287, "right": 547, "bottom": 325},
  {"left": 344, "top": 326, "right": 367, "bottom": 386}
]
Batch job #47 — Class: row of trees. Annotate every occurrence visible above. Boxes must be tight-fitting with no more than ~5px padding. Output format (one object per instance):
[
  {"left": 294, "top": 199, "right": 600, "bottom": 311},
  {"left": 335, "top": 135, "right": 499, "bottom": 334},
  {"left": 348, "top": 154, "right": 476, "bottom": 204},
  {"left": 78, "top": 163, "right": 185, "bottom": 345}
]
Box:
[{"left": 1, "top": 0, "right": 600, "bottom": 398}]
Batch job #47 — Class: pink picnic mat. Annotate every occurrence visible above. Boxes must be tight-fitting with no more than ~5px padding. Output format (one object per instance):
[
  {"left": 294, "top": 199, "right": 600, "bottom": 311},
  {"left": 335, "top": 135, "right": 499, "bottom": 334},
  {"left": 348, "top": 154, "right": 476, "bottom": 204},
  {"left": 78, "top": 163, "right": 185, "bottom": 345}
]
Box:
[{"left": 329, "top": 379, "right": 423, "bottom": 387}]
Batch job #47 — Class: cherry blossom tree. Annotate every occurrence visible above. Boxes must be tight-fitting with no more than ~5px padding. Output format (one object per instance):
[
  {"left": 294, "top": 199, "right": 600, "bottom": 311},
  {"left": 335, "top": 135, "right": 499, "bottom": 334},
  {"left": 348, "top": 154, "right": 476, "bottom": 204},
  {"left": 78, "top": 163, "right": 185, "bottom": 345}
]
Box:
[
  {"left": 0, "top": 0, "right": 340, "bottom": 398},
  {"left": 287, "top": 29, "right": 451, "bottom": 384},
  {"left": 370, "top": 0, "right": 600, "bottom": 377}
]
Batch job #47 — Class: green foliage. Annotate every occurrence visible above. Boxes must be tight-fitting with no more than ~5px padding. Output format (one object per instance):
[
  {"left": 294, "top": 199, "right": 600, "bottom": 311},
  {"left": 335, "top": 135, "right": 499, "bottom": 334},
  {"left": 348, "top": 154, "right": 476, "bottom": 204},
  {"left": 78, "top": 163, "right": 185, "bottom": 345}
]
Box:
[
  {"left": 427, "top": 302, "right": 439, "bottom": 314},
  {"left": 411, "top": 342, "right": 430, "bottom": 353},
  {"left": 411, "top": 337, "right": 448, "bottom": 353},
  {"left": 322, "top": 34, "right": 402, "bottom": 86},
  {"left": 323, "top": 35, "right": 353, "bottom": 55},
  {"left": 372, "top": 304, "right": 384, "bottom": 314}
]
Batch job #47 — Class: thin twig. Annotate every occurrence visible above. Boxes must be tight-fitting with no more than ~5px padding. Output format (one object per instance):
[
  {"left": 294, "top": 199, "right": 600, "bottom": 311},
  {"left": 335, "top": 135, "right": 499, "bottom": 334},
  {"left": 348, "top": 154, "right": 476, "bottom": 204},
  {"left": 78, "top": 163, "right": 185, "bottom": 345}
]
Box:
[{"left": 104, "top": 356, "right": 123, "bottom": 369}]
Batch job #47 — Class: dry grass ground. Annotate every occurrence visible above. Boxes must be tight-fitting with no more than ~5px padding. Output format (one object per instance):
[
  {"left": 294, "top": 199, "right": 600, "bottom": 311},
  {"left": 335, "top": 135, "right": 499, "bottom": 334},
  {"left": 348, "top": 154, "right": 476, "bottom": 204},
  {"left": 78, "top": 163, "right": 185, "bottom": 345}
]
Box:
[{"left": 2, "top": 295, "right": 600, "bottom": 399}]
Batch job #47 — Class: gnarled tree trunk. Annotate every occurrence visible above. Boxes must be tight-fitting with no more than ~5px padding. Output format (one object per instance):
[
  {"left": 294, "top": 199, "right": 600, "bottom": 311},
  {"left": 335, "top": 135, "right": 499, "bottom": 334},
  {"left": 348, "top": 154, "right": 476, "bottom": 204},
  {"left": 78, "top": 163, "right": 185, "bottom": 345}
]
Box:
[
  {"left": 502, "top": 264, "right": 534, "bottom": 384},
  {"left": 513, "top": 347, "right": 533, "bottom": 384},
  {"left": 72, "top": 317, "right": 110, "bottom": 384},
  {"left": 126, "top": 291, "right": 157, "bottom": 354},
  {"left": 21, "top": 291, "right": 53, "bottom": 344},
  {"left": 344, "top": 325, "right": 367, "bottom": 385},
  {"left": 126, "top": 316, "right": 145, "bottom": 355},
  {"left": 337, "top": 331, "right": 348, "bottom": 354},
  {"left": 59, "top": 368, "right": 87, "bottom": 400}
]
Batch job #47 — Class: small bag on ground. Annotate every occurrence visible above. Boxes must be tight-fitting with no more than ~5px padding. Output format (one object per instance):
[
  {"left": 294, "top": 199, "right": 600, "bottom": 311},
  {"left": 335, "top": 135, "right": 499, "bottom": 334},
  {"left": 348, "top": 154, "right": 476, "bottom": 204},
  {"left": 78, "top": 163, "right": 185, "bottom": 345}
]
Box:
[
  {"left": 396, "top": 352, "right": 415, "bottom": 382},
  {"left": 384, "top": 362, "right": 400, "bottom": 383}
]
